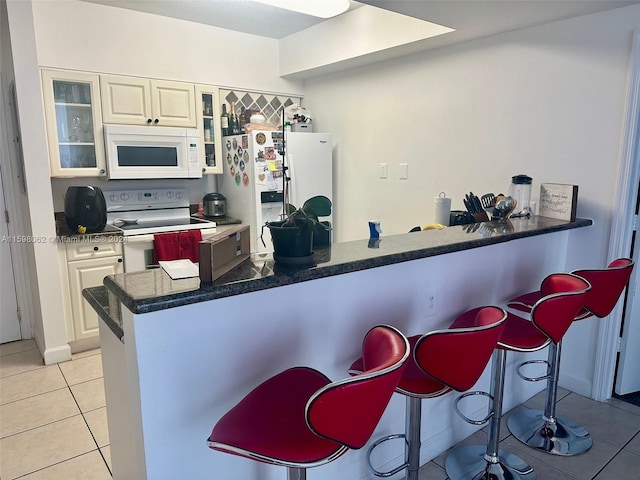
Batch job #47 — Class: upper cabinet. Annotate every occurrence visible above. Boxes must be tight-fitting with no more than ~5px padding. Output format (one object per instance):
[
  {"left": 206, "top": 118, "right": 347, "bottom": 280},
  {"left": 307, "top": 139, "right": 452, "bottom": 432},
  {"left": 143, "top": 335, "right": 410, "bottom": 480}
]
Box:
[
  {"left": 42, "top": 70, "right": 106, "bottom": 177},
  {"left": 195, "top": 86, "right": 223, "bottom": 175},
  {"left": 100, "top": 75, "right": 197, "bottom": 127}
]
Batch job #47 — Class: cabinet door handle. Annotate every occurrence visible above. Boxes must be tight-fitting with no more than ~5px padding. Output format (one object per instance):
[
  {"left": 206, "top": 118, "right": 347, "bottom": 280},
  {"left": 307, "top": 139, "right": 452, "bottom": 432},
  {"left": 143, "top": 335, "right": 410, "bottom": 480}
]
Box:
[
  {"left": 93, "top": 246, "right": 99, "bottom": 251},
  {"left": 153, "top": 118, "right": 159, "bottom": 124},
  {"left": 147, "top": 118, "right": 153, "bottom": 124},
  {"left": 117, "top": 258, "right": 123, "bottom": 263},
  {"left": 99, "top": 169, "right": 106, "bottom": 175}
]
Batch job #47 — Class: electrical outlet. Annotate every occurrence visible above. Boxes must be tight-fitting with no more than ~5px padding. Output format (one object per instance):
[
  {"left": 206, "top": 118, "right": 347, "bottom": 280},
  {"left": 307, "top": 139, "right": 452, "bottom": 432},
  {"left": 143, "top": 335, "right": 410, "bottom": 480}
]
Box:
[
  {"left": 379, "top": 163, "right": 388, "bottom": 179},
  {"left": 425, "top": 289, "right": 437, "bottom": 317}
]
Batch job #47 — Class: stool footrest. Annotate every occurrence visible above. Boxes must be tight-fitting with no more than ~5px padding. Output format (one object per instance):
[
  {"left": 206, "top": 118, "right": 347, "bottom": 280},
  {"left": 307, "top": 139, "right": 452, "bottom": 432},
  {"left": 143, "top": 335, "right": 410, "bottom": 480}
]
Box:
[
  {"left": 454, "top": 391, "right": 494, "bottom": 426},
  {"left": 516, "top": 359, "right": 551, "bottom": 382},
  {"left": 367, "top": 433, "right": 408, "bottom": 477}
]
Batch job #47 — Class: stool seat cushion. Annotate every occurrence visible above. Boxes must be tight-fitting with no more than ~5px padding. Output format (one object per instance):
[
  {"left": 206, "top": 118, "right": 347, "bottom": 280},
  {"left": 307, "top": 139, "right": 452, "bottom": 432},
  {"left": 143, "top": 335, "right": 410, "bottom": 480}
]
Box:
[
  {"left": 349, "top": 335, "right": 449, "bottom": 398},
  {"left": 498, "top": 313, "right": 550, "bottom": 352},
  {"left": 507, "top": 258, "right": 634, "bottom": 321},
  {"left": 208, "top": 367, "right": 344, "bottom": 465}
]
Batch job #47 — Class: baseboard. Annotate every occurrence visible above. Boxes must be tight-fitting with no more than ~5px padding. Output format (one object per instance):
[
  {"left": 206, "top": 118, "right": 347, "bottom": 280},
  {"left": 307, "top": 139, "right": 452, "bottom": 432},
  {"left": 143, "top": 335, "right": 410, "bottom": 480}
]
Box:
[
  {"left": 559, "top": 372, "right": 592, "bottom": 398},
  {"left": 69, "top": 336, "right": 100, "bottom": 354},
  {"left": 43, "top": 343, "right": 72, "bottom": 365}
]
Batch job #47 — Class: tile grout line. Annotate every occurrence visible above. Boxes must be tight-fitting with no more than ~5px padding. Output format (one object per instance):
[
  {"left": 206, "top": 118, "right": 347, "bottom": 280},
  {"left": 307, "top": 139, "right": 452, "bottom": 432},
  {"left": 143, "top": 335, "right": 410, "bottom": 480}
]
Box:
[
  {"left": 60, "top": 360, "right": 113, "bottom": 477},
  {"left": 10, "top": 451, "right": 105, "bottom": 480}
]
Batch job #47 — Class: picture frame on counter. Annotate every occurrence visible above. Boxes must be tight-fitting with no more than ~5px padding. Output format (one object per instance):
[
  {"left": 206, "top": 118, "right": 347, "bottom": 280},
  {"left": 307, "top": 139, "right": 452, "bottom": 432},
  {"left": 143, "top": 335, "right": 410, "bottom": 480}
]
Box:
[{"left": 539, "top": 183, "right": 578, "bottom": 222}]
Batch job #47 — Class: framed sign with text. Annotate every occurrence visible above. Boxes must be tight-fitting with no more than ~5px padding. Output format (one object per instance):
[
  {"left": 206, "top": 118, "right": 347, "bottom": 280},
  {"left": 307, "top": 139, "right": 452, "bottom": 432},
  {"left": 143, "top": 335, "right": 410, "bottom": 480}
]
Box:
[{"left": 539, "top": 183, "right": 579, "bottom": 221}]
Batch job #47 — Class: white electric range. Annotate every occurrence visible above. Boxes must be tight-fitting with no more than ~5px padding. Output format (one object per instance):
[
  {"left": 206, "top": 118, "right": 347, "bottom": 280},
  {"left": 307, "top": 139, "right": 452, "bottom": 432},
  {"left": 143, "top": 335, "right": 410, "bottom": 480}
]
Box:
[{"left": 105, "top": 188, "right": 217, "bottom": 272}]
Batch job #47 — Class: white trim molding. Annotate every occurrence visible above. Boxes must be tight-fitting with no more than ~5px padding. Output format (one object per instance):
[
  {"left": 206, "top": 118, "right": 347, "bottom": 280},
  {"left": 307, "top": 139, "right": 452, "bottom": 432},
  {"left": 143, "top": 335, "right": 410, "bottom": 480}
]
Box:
[{"left": 592, "top": 30, "right": 640, "bottom": 402}]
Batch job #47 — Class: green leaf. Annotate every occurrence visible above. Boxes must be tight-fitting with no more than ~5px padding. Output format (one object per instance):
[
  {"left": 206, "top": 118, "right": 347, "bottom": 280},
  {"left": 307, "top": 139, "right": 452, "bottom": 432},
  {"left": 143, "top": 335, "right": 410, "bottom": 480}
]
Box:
[
  {"left": 285, "top": 203, "right": 297, "bottom": 215},
  {"left": 302, "top": 196, "right": 332, "bottom": 217}
]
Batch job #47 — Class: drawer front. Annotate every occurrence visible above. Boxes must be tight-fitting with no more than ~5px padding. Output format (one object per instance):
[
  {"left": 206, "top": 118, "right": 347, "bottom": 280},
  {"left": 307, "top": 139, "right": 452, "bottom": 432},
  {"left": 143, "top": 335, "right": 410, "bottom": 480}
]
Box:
[{"left": 65, "top": 237, "right": 123, "bottom": 260}]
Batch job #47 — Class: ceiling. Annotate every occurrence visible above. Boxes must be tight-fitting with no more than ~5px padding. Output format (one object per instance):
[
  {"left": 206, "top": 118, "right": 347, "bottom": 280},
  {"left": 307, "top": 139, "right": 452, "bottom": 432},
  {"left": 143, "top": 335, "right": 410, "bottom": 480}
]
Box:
[
  {"left": 79, "top": 0, "right": 639, "bottom": 40},
  {"left": 79, "top": 0, "right": 364, "bottom": 39}
]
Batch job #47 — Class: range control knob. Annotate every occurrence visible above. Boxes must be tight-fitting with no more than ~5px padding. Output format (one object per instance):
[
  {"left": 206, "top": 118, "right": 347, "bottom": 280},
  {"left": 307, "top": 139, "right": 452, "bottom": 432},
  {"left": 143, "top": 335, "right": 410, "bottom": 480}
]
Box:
[
  {"left": 175, "top": 191, "right": 183, "bottom": 199},
  {"left": 120, "top": 193, "right": 129, "bottom": 201},
  {"left": 109, "top": 194, "right": 117, "bottom": 202},
  {"left": 166, "top": 191, "right": 173, "bottom": 199}
]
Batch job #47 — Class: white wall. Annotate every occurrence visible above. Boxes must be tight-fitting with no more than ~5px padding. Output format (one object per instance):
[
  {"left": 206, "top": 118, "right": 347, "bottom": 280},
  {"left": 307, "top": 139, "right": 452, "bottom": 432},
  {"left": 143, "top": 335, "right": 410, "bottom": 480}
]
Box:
[
  {"left": 31, "top": 0, "right": 304, "bottom": 95},
  {"left": 303, "top": 4, "right": 640, "bottom": 396},
  {"left": 5, "top": 0, "right": 70, "bottom": 363}
]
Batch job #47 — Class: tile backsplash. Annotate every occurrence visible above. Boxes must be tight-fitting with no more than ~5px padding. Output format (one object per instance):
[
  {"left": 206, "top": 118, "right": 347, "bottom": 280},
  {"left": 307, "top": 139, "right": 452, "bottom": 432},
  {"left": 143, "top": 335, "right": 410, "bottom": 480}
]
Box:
[{"left": 220, "top": 89, "right": 302, "bottom": 127}]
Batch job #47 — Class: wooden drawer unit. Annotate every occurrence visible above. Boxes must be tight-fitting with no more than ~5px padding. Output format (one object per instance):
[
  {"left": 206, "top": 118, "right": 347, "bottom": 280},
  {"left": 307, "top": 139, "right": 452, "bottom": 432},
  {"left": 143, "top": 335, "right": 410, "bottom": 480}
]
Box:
[{"left": 65, "top": 237, "right": 123, "bottom": 261}]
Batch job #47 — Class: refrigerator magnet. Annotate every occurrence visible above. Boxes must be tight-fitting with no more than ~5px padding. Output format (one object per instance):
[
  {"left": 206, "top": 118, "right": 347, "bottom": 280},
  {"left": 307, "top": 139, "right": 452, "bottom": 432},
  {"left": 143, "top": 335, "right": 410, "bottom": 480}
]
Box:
[
  {"left": 242, "top": 172, "right": 249, "bottom": 186},
  {"left": 232, "top": 138, "right": 238, "bottom": 150},
  {"left": 242, "top": 136, "right": 248, "bottom": 149},
  {"left": 256, "top": 133, "right": 266, "bottom": 145},
  {"left": 235, "top": 172, "right": 241, "bottom": 185},
  {"left": 239, "top": 160, "right": 245, "bottom": 172}
]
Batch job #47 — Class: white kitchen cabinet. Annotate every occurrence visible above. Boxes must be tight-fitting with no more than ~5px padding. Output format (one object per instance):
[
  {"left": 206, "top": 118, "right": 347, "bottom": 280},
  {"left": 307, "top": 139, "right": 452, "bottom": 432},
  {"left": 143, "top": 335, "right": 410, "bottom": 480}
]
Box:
[
  {"left": 100, "top": 75, "right": 196, "bottom": 127},
  {"left": 195, "top": 85, "right": 223, "bottom": 174},
  {"left": 42, "top": 70, "right": 106, "bottom": 177},
  {"left": 65, "top": 240, "right": 123, "bottom": 344}
]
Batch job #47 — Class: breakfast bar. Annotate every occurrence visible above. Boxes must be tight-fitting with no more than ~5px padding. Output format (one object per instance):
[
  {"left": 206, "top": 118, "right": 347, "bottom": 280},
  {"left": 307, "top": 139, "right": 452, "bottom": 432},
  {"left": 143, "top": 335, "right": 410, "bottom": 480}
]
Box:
[{"left": 85, "top": 216, "right": 591, "bottom": 480}]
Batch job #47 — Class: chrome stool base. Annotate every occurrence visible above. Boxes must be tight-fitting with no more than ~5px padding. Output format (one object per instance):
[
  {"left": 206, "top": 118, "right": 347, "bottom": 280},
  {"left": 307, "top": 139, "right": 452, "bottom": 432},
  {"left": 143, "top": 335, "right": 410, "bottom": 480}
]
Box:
[
  {"left": 367, "top": 396, "right": 422, "bottom": 480},
  {"left": 445, "top": 444, "right": 536, "bottom": 480},
  {"left": 507, "top": 408, "right": 592, "bottom": 456}
]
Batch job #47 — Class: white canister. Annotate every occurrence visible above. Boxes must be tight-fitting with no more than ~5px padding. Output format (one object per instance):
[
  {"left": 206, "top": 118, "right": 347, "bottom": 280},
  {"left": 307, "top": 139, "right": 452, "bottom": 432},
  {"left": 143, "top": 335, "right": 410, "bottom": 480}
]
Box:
[{"left": 433, "top": 192, "right": 452, "bottom": 226}]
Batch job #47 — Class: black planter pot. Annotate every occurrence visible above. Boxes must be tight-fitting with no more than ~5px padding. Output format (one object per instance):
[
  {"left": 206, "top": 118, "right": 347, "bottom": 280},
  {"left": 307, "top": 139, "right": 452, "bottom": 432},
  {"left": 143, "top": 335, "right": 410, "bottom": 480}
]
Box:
[{"left": 267, "top": 220, "right": 314, "bottom": 266}]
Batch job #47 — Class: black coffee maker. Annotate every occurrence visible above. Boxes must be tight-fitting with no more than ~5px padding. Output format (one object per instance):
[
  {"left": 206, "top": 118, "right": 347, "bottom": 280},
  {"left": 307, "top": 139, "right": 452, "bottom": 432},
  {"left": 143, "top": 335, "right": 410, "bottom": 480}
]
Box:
[{"left": 64, "top": 186, "right": 107, "bottom": 234}]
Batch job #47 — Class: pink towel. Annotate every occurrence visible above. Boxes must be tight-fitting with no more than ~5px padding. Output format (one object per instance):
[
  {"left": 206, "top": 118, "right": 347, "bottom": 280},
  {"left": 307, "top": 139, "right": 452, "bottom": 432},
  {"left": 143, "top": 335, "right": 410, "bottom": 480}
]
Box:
[{"left": 153, "top": 230, "right": 202, "bottom": 264}]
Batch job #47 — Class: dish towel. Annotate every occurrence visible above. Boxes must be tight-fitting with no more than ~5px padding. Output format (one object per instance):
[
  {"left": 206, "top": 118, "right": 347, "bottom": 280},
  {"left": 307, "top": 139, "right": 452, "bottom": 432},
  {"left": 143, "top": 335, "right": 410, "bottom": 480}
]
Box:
[{"left": 153, "top": 230, "right": 203, "bottom": 264}]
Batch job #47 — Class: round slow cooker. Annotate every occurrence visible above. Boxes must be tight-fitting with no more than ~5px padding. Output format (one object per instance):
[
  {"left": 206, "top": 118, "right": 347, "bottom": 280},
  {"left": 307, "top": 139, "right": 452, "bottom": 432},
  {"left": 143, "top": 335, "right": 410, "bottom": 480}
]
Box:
[{"left": 203, "top": 193, "right": 226, "bottom": 218}]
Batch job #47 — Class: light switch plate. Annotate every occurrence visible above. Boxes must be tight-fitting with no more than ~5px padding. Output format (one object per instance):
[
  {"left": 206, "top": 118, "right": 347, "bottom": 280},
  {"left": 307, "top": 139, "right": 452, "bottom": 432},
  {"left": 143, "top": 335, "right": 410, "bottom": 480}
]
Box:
[
  {"left": 399, "top": 163, "right": 408, "bottom": 179},
  {"left": 379, "top": 163, "right": 388, "bottom": 179}
]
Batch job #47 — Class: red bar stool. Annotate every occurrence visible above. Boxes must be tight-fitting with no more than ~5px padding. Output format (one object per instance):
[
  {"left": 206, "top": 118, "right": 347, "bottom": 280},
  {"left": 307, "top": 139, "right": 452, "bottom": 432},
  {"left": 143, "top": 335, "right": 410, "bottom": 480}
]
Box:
[
  {"left": 207, "top": 325, "right": 409, "bottom": 480},
  {"left": 445, "top": 273, "right": 591, "bottom": 480},
  {"left": 349, "top": 306, "right": 507, "bottom": 480},
  {"left": 506, "top": 258, "right": 634, "bottom": 455}
]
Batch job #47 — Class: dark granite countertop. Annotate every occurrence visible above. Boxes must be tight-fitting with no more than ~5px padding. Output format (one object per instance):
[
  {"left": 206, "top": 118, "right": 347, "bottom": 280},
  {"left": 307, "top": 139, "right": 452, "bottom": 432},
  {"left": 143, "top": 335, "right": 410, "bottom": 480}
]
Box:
[
  {"left": 55, "top": 212, "right": 123, "bottom": 238},
  {"left": 84, "top": 216, "right": 592, "bottom": 342}
]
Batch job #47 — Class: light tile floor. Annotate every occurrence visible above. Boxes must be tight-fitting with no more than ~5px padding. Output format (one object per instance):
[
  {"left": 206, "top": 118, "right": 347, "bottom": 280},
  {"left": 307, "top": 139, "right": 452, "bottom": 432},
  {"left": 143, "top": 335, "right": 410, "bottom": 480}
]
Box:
[
  {"left": 1, "top": 339, "right": 639, "bottom": 479},
  {"left": 0, "top": 340, "right": 111, "bottom": 479}
]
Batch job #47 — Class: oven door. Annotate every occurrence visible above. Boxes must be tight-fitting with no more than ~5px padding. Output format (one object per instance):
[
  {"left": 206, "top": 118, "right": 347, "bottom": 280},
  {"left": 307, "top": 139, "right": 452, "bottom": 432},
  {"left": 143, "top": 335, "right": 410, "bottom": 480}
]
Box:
[
  {"left": 104, "top": 125, "right": 202, "bottom": 179},
  {"left": 122, "top": 228, "right": 217, "bottom": 272}
]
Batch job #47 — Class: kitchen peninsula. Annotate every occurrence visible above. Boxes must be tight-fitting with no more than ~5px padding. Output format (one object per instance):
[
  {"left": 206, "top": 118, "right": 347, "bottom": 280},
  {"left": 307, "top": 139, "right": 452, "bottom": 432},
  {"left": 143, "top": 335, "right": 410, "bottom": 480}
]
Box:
[{"left": 85, "top": 216, "right": 591, "bottom": 480}]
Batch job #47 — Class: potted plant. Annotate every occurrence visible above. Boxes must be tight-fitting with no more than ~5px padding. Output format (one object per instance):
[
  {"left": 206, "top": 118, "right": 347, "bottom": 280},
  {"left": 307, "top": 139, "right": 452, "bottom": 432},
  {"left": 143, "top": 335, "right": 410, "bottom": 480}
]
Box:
[{"left": 263, "top": 195, "right": 332, "bottom": 265}]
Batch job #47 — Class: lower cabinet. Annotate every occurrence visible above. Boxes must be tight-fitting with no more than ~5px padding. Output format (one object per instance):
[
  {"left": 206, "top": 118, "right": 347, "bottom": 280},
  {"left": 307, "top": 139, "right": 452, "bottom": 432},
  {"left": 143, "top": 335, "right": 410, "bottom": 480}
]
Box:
[{"left": 61, "top": 240, "right": 124, "bottom": 350}]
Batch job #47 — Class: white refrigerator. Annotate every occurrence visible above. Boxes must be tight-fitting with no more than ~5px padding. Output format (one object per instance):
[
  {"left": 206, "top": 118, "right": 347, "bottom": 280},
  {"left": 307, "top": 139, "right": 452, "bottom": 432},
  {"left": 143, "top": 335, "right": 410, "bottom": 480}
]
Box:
[{"left": 218, "top": 131, "right": 333, "bottom": 254}]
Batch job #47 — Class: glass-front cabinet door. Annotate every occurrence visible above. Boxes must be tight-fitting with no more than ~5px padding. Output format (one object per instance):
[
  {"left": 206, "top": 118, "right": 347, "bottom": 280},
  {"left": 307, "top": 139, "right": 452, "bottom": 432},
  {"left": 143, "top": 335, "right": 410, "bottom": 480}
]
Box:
[
  {"left": 42, "top": 70, "right": 106, "bottom": 177},
  {"left": 195, "top": 85, "right": 223, "bottom": 174}
]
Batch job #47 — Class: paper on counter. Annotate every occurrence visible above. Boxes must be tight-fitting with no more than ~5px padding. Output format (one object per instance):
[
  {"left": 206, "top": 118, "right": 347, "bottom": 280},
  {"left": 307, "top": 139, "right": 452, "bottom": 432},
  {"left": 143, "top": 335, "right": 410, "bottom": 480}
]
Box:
[{"left": 159, "top": 259, "right": 199, "bottom": 280}]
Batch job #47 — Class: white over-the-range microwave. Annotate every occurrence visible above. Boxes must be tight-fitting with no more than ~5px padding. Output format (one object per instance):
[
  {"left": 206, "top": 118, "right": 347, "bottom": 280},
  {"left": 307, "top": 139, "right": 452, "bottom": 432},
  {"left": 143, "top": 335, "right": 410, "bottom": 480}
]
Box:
[{"left": 104, "top": 125, "right": 202, "bottom": 179}]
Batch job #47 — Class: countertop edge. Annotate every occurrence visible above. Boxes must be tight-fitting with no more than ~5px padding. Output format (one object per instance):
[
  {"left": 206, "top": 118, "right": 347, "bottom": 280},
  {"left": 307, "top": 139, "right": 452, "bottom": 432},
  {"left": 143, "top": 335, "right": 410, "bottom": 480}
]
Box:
[{"left": 83, "top": 287, "right": 124, "bottom": 342}]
